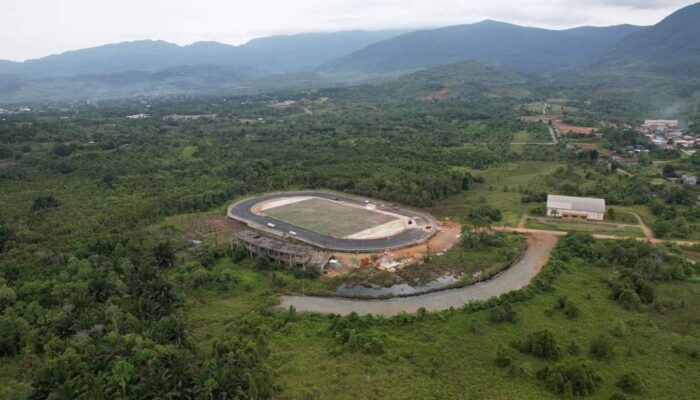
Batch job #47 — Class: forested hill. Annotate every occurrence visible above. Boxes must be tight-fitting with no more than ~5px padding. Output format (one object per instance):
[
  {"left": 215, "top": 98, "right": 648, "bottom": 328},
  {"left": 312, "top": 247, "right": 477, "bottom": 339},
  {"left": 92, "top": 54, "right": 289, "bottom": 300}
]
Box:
[
  {"left": 379, "top": 61, "right": 532, "bottom": 100},
  {"left": 595, "top": 2, "right": 700, "bottom": 76},
  {"left": 322, "top": 21, "right": 644, "bottom": 75}
]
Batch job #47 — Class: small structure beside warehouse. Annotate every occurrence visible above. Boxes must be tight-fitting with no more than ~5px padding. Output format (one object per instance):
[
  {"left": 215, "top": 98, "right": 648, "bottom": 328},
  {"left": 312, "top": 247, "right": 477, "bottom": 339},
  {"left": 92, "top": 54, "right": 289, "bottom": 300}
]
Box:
[
  {"left": 682, "top": 175, "right": 698, "bottom": 185},
  {"left": 546, "top": 195, "right": 606, "bottom": 221}
]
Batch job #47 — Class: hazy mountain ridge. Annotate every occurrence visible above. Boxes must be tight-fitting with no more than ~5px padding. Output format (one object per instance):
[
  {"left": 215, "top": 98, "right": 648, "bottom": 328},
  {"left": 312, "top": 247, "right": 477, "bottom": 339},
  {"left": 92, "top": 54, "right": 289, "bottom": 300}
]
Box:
[
  {"left": 0, "top": 2, "right": 698, "bottom": 104},
  {"left": 596, "top": 2, "right": 700, "bottom": 76},
  {"left": 0, "top": 30, "right": 410, "bottom": 78},
  {"left": 322, "top": 21, "right": 646, "bottom": 74}
]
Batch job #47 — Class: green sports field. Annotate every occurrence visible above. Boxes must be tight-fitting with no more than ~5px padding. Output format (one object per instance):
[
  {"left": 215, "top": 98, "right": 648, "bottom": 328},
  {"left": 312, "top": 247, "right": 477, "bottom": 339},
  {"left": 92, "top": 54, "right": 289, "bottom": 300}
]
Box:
[{"left": 261, "top": 198, "right": 398, "bottom": 237}]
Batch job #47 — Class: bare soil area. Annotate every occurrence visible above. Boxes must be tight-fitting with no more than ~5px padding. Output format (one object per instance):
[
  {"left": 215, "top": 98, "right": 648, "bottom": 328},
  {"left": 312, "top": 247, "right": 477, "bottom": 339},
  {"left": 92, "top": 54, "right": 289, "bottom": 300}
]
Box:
[{"left": 325, "top": 221, "right": 461, "bottom": 278}]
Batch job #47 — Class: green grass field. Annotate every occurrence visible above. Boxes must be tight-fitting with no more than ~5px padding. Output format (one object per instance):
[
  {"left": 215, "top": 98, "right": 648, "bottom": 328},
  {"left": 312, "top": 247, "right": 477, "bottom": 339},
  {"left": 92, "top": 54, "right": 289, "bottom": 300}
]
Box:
[
  {"left": 526, "top": 218, "right": 644, "bottom": 238},
  {"left": 512, "top": 129, "right": 551, "bottom": 143},
  {"left": 182, "top": 257, "right": 700, "bottom": 399},
  {"left": 428, "top": 161, "right": 564, "bottom": 226},
  {"left": 526, "top": 218, "right": 646, "bottom": 238},
  {"left": 262, "top": 198, "right": 398, "bottom": 237}
]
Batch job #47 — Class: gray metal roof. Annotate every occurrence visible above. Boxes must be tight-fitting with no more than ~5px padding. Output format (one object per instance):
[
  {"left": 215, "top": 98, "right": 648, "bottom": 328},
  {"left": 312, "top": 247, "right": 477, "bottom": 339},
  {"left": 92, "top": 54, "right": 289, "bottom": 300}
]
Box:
[{"left": 547, "top": 195, "right": 606, "bottom": 213}]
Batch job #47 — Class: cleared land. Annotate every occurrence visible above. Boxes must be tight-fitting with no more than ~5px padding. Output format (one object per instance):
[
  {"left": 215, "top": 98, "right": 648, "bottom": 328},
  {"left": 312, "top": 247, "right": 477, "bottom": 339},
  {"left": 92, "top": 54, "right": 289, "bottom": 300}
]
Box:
[
  {"left": 261, "top": 198, "right": 398, "bottom": 238},
  {"left": 526, "top": 218, "right": 646, "bottom": 238}
]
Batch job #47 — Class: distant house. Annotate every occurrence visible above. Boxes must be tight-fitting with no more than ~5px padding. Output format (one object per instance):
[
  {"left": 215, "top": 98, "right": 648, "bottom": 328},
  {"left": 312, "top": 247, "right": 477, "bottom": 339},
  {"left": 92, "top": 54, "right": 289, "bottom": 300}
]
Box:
[
  {"left": 644, "top": 120, "right": 678, "bottom": 131},
  {"left": 682, "top": 175, "right": 698, "bottom": 185},
  {"left": 126, "top": 113, "right": 149, "bottom": 119},
  {"left": 546, "top": 195, "right": 606, "bottom": 221}
]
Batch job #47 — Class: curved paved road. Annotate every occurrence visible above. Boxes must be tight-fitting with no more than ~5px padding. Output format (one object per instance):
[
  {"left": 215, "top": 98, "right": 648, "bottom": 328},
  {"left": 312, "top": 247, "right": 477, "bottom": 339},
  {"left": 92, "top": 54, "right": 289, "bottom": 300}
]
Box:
[
  {"left": 228, "top": 191, "right": 437, "bottom": 252},
  {"left": 279, "top": 234, "right": 559, "bottom": 316}
]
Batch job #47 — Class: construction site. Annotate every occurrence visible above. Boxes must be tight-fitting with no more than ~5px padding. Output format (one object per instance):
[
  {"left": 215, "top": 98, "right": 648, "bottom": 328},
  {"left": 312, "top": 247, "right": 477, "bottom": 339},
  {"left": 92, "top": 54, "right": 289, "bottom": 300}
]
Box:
[{"left": 225, "top": 191, "right": 447, "bottom": 274}]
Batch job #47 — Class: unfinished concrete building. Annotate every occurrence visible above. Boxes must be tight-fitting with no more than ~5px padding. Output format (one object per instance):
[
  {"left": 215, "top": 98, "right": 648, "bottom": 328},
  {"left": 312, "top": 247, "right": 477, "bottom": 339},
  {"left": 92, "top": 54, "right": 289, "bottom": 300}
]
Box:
[{"left": 232, "top": 230, "right": 328, "bottom": 272}]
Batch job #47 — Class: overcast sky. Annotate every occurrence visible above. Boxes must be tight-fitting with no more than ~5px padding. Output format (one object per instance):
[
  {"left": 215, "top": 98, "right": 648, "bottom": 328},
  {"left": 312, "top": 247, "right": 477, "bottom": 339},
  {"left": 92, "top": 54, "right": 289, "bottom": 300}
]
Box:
[{"left": 1, "top": 0, "right": 696, "bottom": 61}]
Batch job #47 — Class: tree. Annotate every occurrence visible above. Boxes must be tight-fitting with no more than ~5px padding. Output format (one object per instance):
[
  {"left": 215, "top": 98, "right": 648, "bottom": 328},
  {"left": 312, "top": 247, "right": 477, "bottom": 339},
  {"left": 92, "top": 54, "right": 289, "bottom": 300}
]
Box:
[
  {"left": 0, "top": 225, "right": 14, "bottom": 252},
  {"left": 662, "top": 164, "right": 677, "bottom": 177},
  {"left": 515, "top": 330, "right": 561, "bottom": 360},
  {"left": 111, "top": 360, "right": 135, "bottom": 398},
  {"left": 537, "top": 360, "right": 602, "bottom": 397},
  {"left": 31, "top": 195, "right": 59, "bottom": 212},
  {"left": 153, "top": 242, "right": 176, "bottom": 269}
]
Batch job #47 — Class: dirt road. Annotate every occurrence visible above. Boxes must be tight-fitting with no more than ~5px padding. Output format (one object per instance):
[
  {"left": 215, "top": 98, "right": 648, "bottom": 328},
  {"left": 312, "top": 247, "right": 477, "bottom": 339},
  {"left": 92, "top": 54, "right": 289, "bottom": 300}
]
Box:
[
  {"left": 278, "top": 234, "right": 559, "bottom": 316},
  {"left": 492, "top": 226, "right": 697, "bottom": 246}
]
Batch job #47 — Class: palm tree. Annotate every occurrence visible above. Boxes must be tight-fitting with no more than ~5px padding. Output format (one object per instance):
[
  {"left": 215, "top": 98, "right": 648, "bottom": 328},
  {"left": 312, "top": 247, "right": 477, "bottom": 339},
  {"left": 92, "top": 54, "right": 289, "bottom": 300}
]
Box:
[{"left": 111, "top": 360, "right": 134, "bottom": 398}]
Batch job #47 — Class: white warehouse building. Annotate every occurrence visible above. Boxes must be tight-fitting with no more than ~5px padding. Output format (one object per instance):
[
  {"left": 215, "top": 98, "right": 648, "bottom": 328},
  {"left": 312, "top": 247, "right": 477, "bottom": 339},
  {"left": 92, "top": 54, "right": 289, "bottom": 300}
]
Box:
[{"left": 546, "top": 195, "right": 606, "bottom": 221}]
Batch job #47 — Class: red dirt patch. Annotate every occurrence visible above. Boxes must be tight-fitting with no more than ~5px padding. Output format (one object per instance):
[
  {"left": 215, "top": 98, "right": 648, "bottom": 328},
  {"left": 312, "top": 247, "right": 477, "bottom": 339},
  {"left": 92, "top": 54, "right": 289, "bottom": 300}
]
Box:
[
  {"left": 520, "top": 116, "right": 595, "bottom": 135},
  {"left": 424, "top": 87, "right": 450, "bottom": 101},
  {"left": 325, "top": 221, "right": 462, "bottom": 278},
  {"left": 556, "top": 122, "right": 594, "bottom": 135}
]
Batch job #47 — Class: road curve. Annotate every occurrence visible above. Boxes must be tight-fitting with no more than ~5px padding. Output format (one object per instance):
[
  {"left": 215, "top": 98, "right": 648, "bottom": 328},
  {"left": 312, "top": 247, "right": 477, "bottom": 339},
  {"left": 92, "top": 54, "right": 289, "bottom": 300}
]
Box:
[{"left": 278, "top": 234, "right": 559, "bottom": 316}]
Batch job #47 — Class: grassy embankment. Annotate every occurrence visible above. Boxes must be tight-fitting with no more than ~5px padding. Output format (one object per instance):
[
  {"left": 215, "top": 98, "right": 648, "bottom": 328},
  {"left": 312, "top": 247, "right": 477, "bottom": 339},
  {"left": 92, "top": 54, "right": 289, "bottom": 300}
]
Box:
[{"left": 182, "top": 244, "right": 700, "bottom": 400}]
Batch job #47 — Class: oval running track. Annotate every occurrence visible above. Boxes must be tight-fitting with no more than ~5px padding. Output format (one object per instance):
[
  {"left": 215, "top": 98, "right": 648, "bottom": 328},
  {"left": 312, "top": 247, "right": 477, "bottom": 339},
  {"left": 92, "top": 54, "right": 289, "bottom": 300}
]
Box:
[{"left": 278, "top": 233, "right": 559, "bottom": 316}]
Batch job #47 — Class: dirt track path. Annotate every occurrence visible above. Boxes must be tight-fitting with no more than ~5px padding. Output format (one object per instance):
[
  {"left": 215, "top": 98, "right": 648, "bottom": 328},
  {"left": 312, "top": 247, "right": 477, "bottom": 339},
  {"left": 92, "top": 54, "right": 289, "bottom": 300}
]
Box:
[
  {"left": 278, "top": 234, "right": 559, "bottom": 316},
  {"left": 492, "top": 226, "right": 697, "bottom": 246}
]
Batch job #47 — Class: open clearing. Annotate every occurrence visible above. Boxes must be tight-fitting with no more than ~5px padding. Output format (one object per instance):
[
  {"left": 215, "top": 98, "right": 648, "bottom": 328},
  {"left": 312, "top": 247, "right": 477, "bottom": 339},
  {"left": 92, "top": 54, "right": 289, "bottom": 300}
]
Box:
[
  {"left": 526, "top": 217, "right": 646, "bottom": 238},
  {"left": 260, "top": 197, "right": 398, "bottom": 238}
]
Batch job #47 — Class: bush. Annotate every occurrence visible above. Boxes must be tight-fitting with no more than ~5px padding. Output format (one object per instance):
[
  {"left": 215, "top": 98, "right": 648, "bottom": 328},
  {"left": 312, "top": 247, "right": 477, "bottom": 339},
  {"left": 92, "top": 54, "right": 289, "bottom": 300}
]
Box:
[
  {"left": 563, "top": 302, "right": 580, "bottom": 319},
  {"left": 467, "top": 206, "right": 502, "bottom": 223},
  {"left": 495, "top": 343, "right": 512, "bottom": 368},
  {"left": 567, "top": 340, "right": 581, "bottom": 355},
  {"left": 537, "top": 360, "right": 602, "bottom": 397},
  {"left": 589, "top": 335, "right": 615, "bottom": 361},
  {"left": 31, "top": 195, "right": 59, "bottom": 212},
  {"left": 609, "top": 394, "right": 628, "bottom": 400},
  {"left": 555, "top": 295, "right": 580, "bottom": 319},
  {"left": 489, "top": 303, "right": 518, "bottom": 324},
  {"left": 616, "top": 289, "right": 641, "bottom": 311},
  {"left": 616, "top": 372, "right": 642, "bottom": 394},
  {"left": 514, "top": 330, "right": 561, "bottom": 361},
  {"left": 228, "top": 245, "right": 248, "bottom": 262},
  {"left": 253, "top": 254, "right": 272, "bottom": 270}
]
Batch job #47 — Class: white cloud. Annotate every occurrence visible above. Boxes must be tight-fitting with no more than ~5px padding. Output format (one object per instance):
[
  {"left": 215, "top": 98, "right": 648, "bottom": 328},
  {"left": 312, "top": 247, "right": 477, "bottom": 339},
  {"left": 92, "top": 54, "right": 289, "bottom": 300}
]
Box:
[{"left": 0, "top": 0, "right": 696, "bottom": 61}]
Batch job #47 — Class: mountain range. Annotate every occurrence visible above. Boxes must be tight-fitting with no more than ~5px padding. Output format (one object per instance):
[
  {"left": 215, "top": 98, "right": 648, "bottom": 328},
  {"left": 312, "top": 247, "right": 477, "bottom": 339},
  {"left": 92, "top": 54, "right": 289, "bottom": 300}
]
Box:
[{"left": 0, "top": 2, "right": 698, "bottom": 103}]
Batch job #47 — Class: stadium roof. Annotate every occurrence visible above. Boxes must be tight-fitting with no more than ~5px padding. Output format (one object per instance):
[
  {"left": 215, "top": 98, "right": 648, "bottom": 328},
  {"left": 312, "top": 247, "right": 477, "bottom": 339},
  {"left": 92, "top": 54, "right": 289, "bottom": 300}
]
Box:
[{"left": 546, "top": 195, "right": 605, "bottom": 213}]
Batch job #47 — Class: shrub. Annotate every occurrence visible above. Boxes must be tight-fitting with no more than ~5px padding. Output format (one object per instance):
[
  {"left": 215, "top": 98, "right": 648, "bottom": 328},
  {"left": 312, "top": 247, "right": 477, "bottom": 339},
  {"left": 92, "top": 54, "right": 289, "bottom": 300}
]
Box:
[
  {"left": 31, "top": 195, "right": 59, "bottom": 212},
  {"left": 567, "top": 340, "right": 581, "bottom": 355},
  {"left": 671, "top": 340, "right": 700, "bottom": 359},
  {"left": 609, "top": 394, "right": 628, "bottom": 400},
  {"left": 467, "top": 206, "right": 502, "bottom": 223},
  {"left": 495, "top": 343, "right": 512, "bottom": 368},
  {"left": 537, "top": 360, "right": 602, "bottom": 397},
  {"left": 616, "top": 372, "right": 642, "bottom": 394},
  {"left": 228, "top": 245, "right": 248, "bottom": 262},
  {"left": 489, "top": 303, "right": 518, "bottom": 324},
  {"left": 564, "top": 302, "right": 580, "bottom": 319},
  {"left": 616, "top": 289, "right": 641, "bottom": 311},
  {"left": 253, "top": 254, "right": 272, "bottom": 270},
  {"left": 589, "top": 335, "right": 615, "bottom": 361},
  {"left": 466, "top": 319, "right": 479, "bottom": 334},
  {"left": 515, "top": 330, "right": 561, "bottom": 361}
]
